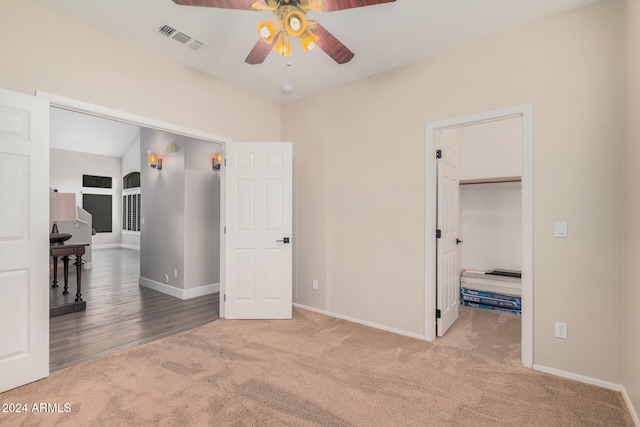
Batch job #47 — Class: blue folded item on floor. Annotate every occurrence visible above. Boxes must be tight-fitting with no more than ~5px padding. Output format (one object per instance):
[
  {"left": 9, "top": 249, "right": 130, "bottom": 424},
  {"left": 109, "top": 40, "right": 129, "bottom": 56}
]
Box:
[
  {"left": 461, "top": 300, "right": 521, "bottom": 316},
  {"left": 461, "top": 294, "right": 521, "bottom": 309},
  {"left": 461, "top": 287, "right": 521, "bottom": 305}
]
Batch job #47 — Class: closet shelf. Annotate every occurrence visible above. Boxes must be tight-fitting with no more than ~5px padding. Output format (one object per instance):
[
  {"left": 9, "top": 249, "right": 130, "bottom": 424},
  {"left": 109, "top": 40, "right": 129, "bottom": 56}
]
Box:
[{"left": 459, "top": 176, "right": 521, "bottom": 186}]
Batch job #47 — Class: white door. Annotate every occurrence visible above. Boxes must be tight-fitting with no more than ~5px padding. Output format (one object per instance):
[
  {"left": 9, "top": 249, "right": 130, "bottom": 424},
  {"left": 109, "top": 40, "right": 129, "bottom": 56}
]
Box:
[
  {"left": 224, "top": 142, "right": 292, "bottom": 319},
  {"left": 436, "top": 130, "right": 461, "bottom": 337},
  {"left": 0, "top": 88, "right": 50, "bottom": 392}
]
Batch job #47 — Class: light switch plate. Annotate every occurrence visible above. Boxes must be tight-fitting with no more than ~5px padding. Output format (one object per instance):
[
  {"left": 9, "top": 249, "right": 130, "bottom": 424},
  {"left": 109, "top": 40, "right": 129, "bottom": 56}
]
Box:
[{"left": 555, "top": 221, "right": 568, "bottom": 238}]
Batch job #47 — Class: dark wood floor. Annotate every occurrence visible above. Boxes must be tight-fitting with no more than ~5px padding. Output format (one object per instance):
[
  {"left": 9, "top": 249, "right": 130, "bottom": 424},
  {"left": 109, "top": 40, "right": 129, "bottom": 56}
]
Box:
[{"left": 49, "top": 248, "right": 219, "bottom": 371}]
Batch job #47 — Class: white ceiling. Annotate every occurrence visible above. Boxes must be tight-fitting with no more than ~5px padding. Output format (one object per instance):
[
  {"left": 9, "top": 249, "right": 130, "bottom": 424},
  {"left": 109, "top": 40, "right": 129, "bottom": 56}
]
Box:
[
  {"left": 34, "top": 0, "right": 602, "bottom": 104},
  {"left": 50, "top": 107, "right": 140, "bottom": 157}
]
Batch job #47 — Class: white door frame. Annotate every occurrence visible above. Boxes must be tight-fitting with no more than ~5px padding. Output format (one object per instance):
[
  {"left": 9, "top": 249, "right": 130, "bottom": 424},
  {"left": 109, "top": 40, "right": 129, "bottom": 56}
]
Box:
[
  {"left": 425, "top": 104, "right": 533, "bottom": 368},
  {"left": 35, "top": 91, "right": 231, "bottom": 318}
]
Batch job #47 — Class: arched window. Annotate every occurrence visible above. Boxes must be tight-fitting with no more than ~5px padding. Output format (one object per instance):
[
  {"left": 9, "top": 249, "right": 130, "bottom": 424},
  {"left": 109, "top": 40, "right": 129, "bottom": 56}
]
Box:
[{"left": 123, "top": 172, "right": 140, "bottom": 189}]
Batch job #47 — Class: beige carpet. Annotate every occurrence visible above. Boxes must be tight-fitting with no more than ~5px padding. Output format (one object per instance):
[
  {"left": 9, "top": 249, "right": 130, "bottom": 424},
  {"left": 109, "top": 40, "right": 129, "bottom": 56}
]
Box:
[{"left": 0, "top": 307, "right": 633, "bottom": 426}]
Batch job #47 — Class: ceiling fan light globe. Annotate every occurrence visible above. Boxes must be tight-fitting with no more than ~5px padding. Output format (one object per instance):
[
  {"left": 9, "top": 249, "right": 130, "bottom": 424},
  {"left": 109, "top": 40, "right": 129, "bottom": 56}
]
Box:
[
  {"left": 257, "top": 18, "right": 280, "bottom": 43},
  {"left": 274, "top": 34, "right": 292, "bottom": 56},
  {"left": 284, "top": 10, "right": 306, "bottom": 37},
  {"left": 290, "top": 17, "right": 301, "bottom": 32},
  {"left": 299, "top": 29, "right": 319, "bottom": 52}
]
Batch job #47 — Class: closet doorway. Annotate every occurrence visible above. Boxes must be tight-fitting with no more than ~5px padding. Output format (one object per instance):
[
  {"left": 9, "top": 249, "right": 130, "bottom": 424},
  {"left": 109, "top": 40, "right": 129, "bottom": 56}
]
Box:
[{"left": 425, "top": 104, "right": 533, "bottom": 368}]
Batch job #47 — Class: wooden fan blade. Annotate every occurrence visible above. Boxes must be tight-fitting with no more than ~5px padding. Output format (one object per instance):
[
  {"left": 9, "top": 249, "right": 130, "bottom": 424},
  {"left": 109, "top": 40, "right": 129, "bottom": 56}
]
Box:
[
  {"left": 245, "top": 38, "right": 275, "bottom": 64},
  {"left": 312, "top": 22, "right": 354, "bottom": 64},
  {"left": 171, "top": 0, "right": 258, "bottom": 10},
  {"left": 322, "top": 0, "right": 396, "bottom": 13}
]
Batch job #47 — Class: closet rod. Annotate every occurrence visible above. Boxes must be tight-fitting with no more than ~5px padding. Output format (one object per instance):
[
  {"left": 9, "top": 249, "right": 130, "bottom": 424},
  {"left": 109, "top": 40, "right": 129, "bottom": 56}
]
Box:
[{"left": 459, "top": 176, "right": 521, "bottom": 186}]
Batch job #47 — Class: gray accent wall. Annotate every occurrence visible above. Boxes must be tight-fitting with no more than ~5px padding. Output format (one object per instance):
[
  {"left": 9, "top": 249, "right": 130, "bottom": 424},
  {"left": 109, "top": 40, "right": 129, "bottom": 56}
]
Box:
[
  {"left": 140, "top": 128, "right": 186, "bottom": 289},
  {"left": 140, "top": 128, "right": 221, "bottom": 294},
  {"left": 184, "top": 136, "right": 221, "bottom": 289}
]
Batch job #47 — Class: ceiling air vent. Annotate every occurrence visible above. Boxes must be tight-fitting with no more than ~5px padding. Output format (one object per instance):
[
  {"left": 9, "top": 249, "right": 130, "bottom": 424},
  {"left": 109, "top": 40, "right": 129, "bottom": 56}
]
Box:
[{"left": 154, "top": 22, "right": 207, "bottom": 51}]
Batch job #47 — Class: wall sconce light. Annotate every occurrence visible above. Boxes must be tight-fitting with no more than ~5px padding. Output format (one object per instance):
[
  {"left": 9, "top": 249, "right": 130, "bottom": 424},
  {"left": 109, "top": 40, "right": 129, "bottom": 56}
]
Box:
[
  {"left": 148, "top": 150, "right": 162, "bottom": 170},
  {"left": 212, "top": 152, "right": 222, "bottom": 170}
]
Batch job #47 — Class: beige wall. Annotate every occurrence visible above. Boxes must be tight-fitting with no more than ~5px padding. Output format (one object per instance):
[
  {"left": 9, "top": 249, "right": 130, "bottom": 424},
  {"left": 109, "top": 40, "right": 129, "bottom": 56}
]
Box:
[
  {"left": 623, "top": 0, "right": 640, "bottom": 419},
  {"left": 0, "top": 0, "right": 281, "bottom": 142},
  {"left": 283, "top": 0, "right": 624, "bottom": 383},
  {"left": 2, "top": 0, "right": 634, "bottom": 397}
]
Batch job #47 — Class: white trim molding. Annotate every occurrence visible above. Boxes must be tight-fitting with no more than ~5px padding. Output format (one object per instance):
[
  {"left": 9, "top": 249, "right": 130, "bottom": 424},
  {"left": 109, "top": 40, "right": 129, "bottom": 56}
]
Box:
[
  {"left": 139, "top": 277, "right": 219, "bottom": 300},
  {"left": 293, "top": 303, "right": 426, "bottom": 341},
  {"left": 120, "top": 244, "right": 140, "bottom": 251},
  {"left": 92, "top": 243, "right": 140, "bottom": 251},
  {"left": 621, "top": 385, "right": 640, "bottom": 427},
  {"left": 183, "top": 283, "right": 220, "bottom": 299},
  {"left": 534, "top": 365, "right": 640, "bottom": 423},
  {"left": 36, "top": 91, "right": 231, "bottom": 144},
  {"left": 424, "top": 103, "right": 534, "bottom": 369},
  {"left": 92, "top": 244, "right": 122, "bottom": 250},
  {"left": 533, "top": 364, "right": 621, "bottom": 391}
]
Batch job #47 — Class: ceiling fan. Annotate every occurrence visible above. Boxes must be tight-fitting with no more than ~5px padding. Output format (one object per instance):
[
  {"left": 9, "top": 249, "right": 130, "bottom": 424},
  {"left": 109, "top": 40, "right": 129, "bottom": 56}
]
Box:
[{"left": 171, "top": 0, "right": 396, "bottom": 65}]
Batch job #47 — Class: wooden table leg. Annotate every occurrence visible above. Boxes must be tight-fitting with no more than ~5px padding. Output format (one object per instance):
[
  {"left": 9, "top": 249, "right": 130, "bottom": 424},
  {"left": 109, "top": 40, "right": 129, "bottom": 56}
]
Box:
[
  {"left": 52, "top": 256, "right": 59, "bottom": 288},
  {"left": 62, "top": 255, "right": 70, "bottom": 295},
  {"left": 74, "top": 254, "right": 84, "bottom": 302}
]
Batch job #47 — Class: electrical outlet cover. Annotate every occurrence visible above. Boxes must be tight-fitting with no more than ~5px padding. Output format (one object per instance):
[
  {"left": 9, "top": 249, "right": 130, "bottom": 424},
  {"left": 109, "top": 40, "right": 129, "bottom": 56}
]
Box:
[{"left": 554, "top": 321, "right": 568, "bottom": 339}]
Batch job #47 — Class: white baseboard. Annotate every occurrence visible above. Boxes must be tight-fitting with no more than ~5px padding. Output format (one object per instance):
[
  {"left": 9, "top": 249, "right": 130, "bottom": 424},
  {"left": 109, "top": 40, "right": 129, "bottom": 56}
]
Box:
[
  {"left": 139, "top": 277, "right": 183, "bottom": 299},
  {"left": 621, "top": 385, "right": 640, "bottom": 427},
  {"left": 183, "top": 283, "right": 220, "bottom": 299},
  {"left": 532, "top": 365, "right": 639, "bottom": 424},
  {"left": 92, "top": 244, "right": 121, "bottom": 250},
  {"left": 93, "top": 243, "right": 140, "bottom": 250},
  {"left": 139, "top": 277, "right": 219, "bottom": 300},
  {"left": 293, "top": 303, "right": 426, "bottom": 341},
  {"left": 533, "top": 364, "right": 621, "bottom": 391}
]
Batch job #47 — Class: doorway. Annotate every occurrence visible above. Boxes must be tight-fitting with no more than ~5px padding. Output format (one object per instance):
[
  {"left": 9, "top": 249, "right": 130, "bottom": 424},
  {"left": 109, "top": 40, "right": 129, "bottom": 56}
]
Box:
[
  {"left": 40, "top": 92, "right": 229, "bottom": 369},
  {"left": 425, "top": 104, "right": 533, "bottom": 368}
]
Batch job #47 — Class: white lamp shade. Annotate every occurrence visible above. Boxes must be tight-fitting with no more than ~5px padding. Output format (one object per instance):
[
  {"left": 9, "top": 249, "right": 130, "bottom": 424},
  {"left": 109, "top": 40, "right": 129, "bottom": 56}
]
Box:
[{"left": 50, "top": 192, "right": 77, "bottom": 222}]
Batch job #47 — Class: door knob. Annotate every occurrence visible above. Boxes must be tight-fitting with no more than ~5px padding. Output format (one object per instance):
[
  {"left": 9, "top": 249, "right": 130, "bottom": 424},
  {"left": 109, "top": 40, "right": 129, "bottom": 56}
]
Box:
[
  {"left": 456, "top": 239, "right": 463, "bottom": 245},
  {"left": 277, "top": 237, "right": 290, "bottom": 244}
]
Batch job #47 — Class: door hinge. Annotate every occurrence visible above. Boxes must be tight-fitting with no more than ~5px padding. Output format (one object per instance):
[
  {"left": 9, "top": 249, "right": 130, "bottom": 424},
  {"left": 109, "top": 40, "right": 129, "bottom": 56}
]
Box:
[
  {"left": 224, "top": 294, "right": 226, "bottom": 302},
  {"left": 224, "top": 226, "right": 226, "bottom": 234},
  {"left": 224, "top": 158, "right": 227, "bottom": 166},
  {"left": 436, "top": 309, "right": 441, "bottom": 319},
  {"left": 436, "top": 149, "right": 442, "bottom": 159},
  {"left": 436, "top": 229, "right": 442, "bottom": 239}
]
